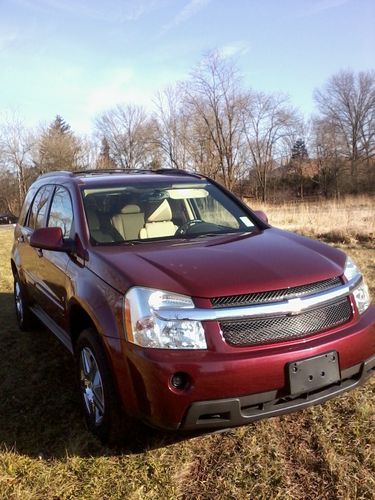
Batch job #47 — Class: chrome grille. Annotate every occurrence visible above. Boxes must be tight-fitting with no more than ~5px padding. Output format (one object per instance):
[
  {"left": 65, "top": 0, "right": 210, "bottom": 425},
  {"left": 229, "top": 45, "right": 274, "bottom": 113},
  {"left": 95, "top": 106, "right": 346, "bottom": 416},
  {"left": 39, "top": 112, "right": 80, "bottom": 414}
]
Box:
[
  {"left": 220, "top": 298, "right": 352, "bottom": 346},
  {"left": 212, "top": 277, "right": 342, "bottom": 308}
]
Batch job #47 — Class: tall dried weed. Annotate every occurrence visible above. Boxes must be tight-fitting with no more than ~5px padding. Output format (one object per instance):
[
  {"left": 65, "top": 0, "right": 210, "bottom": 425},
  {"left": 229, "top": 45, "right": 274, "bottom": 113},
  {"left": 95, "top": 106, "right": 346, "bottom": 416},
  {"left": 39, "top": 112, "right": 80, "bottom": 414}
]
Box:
[{"left": 253, "top": 195, "right": 375, "bottom": 244}]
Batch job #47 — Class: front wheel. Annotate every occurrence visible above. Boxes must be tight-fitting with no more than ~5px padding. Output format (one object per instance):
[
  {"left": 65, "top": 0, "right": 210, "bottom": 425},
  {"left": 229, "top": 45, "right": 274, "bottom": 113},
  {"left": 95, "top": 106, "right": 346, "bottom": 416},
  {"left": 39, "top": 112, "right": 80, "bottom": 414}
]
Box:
[
  {"left": 14, "top": 274, "right": 35, "bottom": 331},
  {"left": 75, "top": 328, "right": 127, "bottom": 444}
]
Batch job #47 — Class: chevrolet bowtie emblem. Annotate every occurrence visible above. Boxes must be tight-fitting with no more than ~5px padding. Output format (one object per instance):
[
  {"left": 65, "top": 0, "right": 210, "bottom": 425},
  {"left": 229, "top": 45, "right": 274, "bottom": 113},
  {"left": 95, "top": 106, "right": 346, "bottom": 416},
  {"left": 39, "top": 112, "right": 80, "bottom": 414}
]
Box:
[{"left": 287, "top": 298, "right": 303, "bottom": 315}]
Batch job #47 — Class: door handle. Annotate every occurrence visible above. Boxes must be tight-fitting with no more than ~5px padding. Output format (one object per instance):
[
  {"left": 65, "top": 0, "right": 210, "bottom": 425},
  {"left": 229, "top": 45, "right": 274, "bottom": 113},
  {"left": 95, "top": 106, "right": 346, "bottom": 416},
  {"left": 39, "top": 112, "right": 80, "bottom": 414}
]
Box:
[{"left": 37, "top": 248, "right": 43, "bottom": 258}]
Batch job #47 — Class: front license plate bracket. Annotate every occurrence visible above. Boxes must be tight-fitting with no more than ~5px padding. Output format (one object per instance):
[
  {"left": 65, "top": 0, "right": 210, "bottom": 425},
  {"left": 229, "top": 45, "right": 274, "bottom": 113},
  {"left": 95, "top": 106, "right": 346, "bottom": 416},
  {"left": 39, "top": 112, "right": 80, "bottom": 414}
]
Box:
[{"left": 288, "top": 351, "right": 340, "bottom": 395}]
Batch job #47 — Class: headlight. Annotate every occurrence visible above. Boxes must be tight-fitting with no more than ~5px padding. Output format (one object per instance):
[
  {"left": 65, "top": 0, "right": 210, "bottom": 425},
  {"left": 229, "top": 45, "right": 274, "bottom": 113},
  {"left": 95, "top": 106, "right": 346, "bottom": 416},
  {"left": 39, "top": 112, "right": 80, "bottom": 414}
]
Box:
[
  {"left": 353, "top": 281, "right": 370, "bottom": 315},
  {"left": 124, "top": 287, "right": 207, "bottom": 349},
  {"left": 344, "top": 257, "right": 371, "bottom": 315},
  {"left": 343, "top": 256, "right": 360, "bottom": 281}
]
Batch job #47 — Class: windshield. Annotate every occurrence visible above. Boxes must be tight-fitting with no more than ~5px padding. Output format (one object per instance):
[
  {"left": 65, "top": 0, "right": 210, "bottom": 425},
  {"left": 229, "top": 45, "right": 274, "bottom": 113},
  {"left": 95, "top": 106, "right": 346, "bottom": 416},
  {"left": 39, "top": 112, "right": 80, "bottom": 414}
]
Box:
[{"left": 82, "top": 181, "right": 257, "bottom": 244}]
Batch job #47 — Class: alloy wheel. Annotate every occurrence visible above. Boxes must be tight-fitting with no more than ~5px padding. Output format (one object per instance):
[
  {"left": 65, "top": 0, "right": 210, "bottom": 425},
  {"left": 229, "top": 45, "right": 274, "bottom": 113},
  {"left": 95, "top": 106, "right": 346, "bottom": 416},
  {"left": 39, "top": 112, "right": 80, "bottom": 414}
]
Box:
[
  {"left": 14, "top": 280, "right": 24, "bottom": 324},
  {"left": 79, "top": 347, "right": 105, "bottom": 426}
]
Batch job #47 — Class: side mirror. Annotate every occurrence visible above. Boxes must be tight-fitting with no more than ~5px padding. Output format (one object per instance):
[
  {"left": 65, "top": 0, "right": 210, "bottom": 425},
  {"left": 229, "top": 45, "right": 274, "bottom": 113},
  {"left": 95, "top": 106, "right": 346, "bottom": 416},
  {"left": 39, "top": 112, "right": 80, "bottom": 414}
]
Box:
[
  {"left": 30, "top": 227, "right": 73, "bottom": 252},
  {"left": 253, "top": 210, "right": 269, "bottom": 224}
]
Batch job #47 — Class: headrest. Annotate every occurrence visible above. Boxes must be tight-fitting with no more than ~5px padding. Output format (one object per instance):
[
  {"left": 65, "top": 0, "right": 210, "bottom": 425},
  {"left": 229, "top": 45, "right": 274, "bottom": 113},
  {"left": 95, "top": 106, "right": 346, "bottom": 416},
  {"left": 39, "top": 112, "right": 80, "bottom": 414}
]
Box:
[
  {"left": 86, "top": 208, "right": 100, "bottom": 231},
  {"left": 147, "top": 199, "right": 172, "bottom": 223},
  {"left": 121, "top": 204, "right": 141, "bottom": 214}
]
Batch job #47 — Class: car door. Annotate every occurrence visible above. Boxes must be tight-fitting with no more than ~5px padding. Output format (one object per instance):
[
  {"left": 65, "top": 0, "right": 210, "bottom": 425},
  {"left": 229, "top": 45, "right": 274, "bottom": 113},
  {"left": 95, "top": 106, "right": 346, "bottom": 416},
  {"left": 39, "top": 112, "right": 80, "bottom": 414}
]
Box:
[
  {"left": 36, "top": 185, "right": 74, "bottom": 327},
  {"left": 15, "top": 184, "right": 54, "bottom": 303}
]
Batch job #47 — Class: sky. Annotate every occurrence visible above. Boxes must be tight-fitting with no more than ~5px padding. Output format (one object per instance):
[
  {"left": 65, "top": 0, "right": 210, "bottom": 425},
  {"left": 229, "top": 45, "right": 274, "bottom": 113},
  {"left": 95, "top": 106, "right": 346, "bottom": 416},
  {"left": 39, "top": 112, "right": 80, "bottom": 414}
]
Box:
[{"left": 0, "top": 0, "right": 374, "bottom": 134}]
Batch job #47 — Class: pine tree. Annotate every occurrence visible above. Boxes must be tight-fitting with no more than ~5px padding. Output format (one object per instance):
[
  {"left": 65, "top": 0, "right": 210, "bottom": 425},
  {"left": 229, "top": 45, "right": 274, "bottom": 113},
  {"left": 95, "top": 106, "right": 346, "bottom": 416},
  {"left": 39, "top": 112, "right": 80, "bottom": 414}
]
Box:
[
  {"left": 96, "top": 137, "right": 115, "bottom": 169},
  {"left": 290, "top": 139, "right": 309, "bottom": 199},
  {"left": 291, "top": 139, "right": 308, "bottom": 161},
  {"left": 49, "top": 115, "right": 71, "bottom": 135},
  {"left": 38, "top": 115, "right": 81, "bottom": 172}
]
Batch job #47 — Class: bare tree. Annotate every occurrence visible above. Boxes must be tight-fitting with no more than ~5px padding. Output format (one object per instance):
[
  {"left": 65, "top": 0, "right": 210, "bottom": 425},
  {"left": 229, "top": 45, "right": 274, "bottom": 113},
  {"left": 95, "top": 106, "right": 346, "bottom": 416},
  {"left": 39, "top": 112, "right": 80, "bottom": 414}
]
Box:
[
  {"left": 0, "top": 169, "right": 20, "bottom": 214},
  {"left": 95, "top": 104, "right": 153, "bottom": 169},
  {"left": 154, "top": 86, "right": 190, "bottom": 169},
  {"left": 314, "top": 70, "right": 375, "bottom": 190},
  {"left": 185, "top": 110, "right": 222, "bottom": 178},
  {"left": 0, "top": 113, "right": 35, "bottom": 207},
  {"left": 242, "top": 92, "right": 299, "bottom": 202},
  {"left": 183, "top": 51, "right": 246, "bottom": 189},
  {"left": 312, "top": 117, "right": 347, "bottom": 198},
  {"left": 78, "top": 135, "right": 98, "bottom": 170}
]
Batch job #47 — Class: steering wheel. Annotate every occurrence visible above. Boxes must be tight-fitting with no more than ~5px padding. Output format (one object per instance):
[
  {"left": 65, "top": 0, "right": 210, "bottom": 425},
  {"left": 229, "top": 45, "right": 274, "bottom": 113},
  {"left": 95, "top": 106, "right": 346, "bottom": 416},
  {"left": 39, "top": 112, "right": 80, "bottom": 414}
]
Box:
[{"left": 175, "top": 219, "right": 203, "bottom": 236}]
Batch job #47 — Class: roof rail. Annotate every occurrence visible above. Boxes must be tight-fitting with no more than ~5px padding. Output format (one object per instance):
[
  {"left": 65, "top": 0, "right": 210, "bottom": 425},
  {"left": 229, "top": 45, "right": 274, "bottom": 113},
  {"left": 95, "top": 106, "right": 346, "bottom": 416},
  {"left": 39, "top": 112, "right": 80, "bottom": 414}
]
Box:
[
  {"left": 153, "top": 168, "right": 204, "bottom": 179},
  {"left": 37, "top": 170, "right": 74, "bottom": 179},
  {"left": 72, "top": 168, "right": 147, "bottom": 175},
  {"left": 72, "top": 168, "right": 205, "bottom": 179},
  {"left": 37, "top": 168, "right": 207, "bottom": 180}
]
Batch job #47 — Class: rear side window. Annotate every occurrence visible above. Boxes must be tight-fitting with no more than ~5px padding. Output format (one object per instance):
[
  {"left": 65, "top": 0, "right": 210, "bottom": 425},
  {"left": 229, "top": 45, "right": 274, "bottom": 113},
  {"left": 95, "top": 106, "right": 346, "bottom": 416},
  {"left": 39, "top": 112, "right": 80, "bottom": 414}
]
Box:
[
  {"left": 27, "top": 185, "right": 54, "bottom": 230},
  {"left": 18, "top": 187, "right": 37, "bottom": 226},
  {"left": 48, "top": 186, "right": 74, "bottom": 238}
]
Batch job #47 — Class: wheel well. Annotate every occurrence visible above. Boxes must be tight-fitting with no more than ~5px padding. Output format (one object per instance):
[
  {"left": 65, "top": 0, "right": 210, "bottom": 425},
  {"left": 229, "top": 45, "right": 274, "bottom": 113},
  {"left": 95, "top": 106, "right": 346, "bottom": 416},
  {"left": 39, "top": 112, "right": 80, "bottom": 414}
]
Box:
[
  {"left": 69, "top": 303, "right": 97, "bottom": 348},
  {"left": 69, "top": 302, "right": 124, "bottom": 414},
  {"left": 11, "top": 260, "right": 17, "bottom": 277}
]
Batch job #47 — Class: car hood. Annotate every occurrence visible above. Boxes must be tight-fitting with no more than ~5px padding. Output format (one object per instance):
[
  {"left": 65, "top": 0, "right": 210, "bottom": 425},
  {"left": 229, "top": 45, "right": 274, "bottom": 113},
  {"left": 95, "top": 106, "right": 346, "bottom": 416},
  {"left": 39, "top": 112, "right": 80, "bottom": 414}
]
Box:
[{"left": 87, "top": 228, "right": 346, "bottom": 298}]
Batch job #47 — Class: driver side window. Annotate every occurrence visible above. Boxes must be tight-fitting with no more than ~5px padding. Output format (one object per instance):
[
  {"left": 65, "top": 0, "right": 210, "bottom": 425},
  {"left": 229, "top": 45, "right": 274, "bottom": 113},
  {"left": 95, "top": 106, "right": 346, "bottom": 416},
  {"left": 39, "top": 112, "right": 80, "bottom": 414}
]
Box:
[
  {"left": 48, "top": 186, "right": 74, "bottom": 239},
  {"left": 27, "top": 185, "right": 54, "bottom": 230}
]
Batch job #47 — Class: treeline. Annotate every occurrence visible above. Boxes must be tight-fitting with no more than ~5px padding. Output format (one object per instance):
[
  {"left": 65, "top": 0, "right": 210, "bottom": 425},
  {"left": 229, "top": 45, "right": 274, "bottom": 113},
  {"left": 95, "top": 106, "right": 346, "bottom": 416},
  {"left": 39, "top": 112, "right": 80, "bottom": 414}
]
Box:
[{"left": 0, "top": 52, "right": 374, "bottom": 215}]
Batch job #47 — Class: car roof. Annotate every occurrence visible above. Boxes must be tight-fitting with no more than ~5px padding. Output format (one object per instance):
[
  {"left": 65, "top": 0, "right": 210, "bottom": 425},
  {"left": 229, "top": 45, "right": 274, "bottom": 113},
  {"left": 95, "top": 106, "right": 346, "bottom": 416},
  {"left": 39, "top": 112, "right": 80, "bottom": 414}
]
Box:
[{"left": 35, "top": 169, "right": 208, "bottom": 188}]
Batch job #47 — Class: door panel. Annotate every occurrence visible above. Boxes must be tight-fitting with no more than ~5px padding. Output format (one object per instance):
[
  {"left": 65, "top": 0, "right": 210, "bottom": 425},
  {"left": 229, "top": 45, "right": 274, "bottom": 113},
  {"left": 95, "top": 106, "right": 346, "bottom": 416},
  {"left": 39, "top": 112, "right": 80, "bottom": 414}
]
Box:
[
  {"left": 16, "top": 185, "right": 54, "bottom": 303},
  {"left": 36, "top": 186, "right": 74, "bottom": 327}
]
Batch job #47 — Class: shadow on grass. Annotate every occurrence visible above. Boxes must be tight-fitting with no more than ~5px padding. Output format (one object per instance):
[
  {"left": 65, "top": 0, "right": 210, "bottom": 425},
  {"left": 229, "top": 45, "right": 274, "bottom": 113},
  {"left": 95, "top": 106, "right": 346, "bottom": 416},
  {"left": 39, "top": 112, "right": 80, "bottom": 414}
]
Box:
[{"left": 0, "top": 292, "right": 206, "bottom": 459}]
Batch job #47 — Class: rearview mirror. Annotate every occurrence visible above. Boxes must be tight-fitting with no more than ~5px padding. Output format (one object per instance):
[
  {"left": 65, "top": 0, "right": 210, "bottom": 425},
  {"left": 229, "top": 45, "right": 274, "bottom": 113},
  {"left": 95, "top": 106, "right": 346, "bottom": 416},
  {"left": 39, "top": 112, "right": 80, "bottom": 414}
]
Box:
[{"left": 30, "top": 227, "right": 73, "bottom": 252}]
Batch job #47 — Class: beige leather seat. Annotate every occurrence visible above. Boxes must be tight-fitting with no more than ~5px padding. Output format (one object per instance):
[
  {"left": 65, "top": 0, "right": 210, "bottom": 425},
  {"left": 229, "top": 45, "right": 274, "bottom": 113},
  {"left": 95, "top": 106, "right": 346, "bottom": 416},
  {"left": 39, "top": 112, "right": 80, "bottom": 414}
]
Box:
[
  {"left": 111, "top": 204, "right": 145, "bottom": 240},
  {"left": 139, "top": 200, "right": 177, "bottom": 239},
  {"left": 86, "top": 208, "right": 114, "bottom": 243}
]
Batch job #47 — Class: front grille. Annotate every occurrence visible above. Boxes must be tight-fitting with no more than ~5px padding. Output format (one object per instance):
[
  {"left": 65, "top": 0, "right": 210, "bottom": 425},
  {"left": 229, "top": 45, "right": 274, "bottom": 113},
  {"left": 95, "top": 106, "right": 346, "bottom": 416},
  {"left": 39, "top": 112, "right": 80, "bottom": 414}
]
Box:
[
  {"left": 212, "top": 277, "right": 342, "bottom": 308},
  {"left": 220, "top": 298, "right": 352, "bottom": 346}
]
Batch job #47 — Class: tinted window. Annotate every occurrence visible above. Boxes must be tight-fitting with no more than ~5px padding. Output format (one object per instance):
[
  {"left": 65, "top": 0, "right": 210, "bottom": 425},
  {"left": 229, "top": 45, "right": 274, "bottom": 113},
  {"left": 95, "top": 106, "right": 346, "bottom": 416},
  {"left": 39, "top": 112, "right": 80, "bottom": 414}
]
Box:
[
  {"left": 28, "top": 185, "right": 53, "bottom": 230},
  {"left": 48, "top": 186, "right": 73, "bottom": 238},
  {"left": 18, "top": 186, "right": 37, "bottom": 226}
]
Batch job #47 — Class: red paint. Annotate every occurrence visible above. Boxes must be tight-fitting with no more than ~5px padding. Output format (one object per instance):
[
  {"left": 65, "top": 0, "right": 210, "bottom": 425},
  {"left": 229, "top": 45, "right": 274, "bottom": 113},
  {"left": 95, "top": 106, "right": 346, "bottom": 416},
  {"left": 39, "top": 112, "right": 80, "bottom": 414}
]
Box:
[{"left": 11, "top": 170, "right": 375, "bottom": 431}]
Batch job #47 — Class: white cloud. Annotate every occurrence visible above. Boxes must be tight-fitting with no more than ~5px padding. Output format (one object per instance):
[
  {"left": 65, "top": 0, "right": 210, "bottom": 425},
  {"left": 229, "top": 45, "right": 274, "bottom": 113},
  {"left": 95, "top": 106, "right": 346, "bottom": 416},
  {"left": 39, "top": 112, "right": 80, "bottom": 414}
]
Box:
[
  {"left": 220, "top": 41, "right": 251, "bottom": 58},
  {"left": 13, "top": 0, "right": 160, "bottom": 23},
  {"left": 161, "top": 0, "right": 211, "bottom": 34},
  {"left": 299, "top": 0, "right": 350, "bottom": 18}
]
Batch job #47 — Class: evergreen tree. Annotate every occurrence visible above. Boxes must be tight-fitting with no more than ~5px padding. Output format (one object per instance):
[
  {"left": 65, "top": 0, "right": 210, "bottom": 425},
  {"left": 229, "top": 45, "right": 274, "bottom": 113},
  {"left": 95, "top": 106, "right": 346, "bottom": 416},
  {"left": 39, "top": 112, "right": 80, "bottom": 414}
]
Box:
[
  {"left": 96, "top": 137, "right": 115, "bottom": 169},
  {"left": 38, "top": 115, "right": 81, "bottom": 172},
  {"left": 49, "top": 115, "right": 71, "bottom": 135},
  {"left": 290, "top": 139, "right": 309, "bottom": 199},
  {"left": 291, "top": 139, "right": 308, "bottom": 161}
]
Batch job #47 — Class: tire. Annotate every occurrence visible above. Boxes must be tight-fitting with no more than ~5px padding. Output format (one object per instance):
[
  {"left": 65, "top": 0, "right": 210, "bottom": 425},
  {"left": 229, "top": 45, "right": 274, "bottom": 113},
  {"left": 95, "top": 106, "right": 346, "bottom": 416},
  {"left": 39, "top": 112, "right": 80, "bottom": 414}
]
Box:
[
  {"left": 75, "top": 328, "right": 128, "bottom": 445},
  {"left": 14, "top": 274, "right": 35, "bottom": 331}
]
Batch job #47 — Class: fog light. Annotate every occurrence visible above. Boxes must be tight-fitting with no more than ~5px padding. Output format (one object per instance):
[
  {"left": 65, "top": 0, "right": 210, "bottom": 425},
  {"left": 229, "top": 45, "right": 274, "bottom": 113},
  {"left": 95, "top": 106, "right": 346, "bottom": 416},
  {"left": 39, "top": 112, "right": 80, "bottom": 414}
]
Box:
[{"left": 171, "top": 372, "right": 189, "bottom": 390}]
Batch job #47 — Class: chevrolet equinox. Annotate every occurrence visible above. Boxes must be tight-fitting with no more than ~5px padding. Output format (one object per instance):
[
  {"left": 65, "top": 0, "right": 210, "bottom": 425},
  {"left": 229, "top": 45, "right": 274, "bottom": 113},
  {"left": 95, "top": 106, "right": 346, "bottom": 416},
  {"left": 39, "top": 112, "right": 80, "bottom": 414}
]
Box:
[{"left": 11, "top": 169, "right": 375, "bottom": 442}]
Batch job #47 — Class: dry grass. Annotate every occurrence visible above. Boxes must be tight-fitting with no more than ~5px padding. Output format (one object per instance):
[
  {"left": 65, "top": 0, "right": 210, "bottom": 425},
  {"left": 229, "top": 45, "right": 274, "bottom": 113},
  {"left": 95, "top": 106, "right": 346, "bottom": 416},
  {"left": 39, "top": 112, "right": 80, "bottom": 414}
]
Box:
[
  {"left": 253, "top": 195, "right": 375, "bottom": 244},
  {"left": 0, "top": 221, "right": 374, "bottom": 499}
]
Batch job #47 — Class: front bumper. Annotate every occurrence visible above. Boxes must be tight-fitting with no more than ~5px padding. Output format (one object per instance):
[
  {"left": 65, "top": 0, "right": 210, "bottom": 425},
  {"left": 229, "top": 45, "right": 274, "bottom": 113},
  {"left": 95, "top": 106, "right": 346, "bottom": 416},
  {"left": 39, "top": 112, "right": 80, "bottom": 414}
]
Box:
[
  {"left": 181, "top": 353, "right": 375, "bottom": 430},
  {"left": 121, "top": 305, "right": 375, "bottom": 431}
]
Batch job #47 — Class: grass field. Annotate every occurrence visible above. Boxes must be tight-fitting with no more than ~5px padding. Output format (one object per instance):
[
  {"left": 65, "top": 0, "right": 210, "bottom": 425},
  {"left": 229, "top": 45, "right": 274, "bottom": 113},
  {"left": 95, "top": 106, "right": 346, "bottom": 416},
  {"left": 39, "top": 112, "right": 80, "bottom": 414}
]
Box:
[
  {"left": 254, "top": 195, "right": 375, "bottom": 245},
  {"left": 0, "top": 218, "right": 374, "bottom": 499}
]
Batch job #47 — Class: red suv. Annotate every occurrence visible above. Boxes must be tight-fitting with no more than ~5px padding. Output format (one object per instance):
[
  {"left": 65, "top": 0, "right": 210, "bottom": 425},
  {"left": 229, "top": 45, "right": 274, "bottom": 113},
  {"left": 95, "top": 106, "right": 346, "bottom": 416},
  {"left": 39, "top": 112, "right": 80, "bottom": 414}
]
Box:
[{"left": 11, "top": 169, "right": 375, "bottom": 442}]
